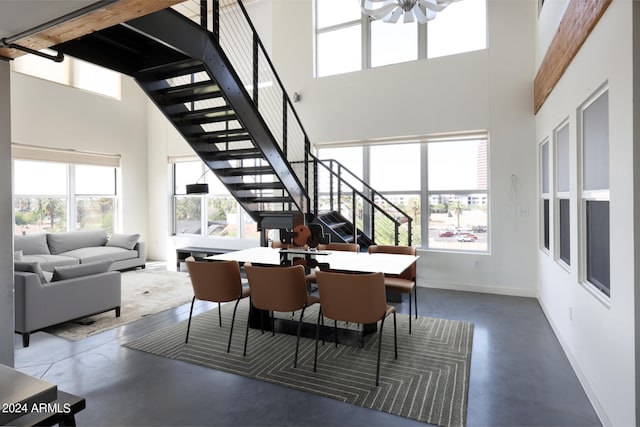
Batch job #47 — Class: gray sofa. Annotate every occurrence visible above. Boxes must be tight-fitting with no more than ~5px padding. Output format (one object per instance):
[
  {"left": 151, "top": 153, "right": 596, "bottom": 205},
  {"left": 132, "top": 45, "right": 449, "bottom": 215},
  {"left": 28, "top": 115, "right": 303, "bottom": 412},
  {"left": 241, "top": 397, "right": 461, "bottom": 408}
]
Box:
[
  {"left": 14, "top": 230, "right": 146, "bottom": 272},
  {"left": 14, "top": 260, "right": 121, "bottom": 347}
]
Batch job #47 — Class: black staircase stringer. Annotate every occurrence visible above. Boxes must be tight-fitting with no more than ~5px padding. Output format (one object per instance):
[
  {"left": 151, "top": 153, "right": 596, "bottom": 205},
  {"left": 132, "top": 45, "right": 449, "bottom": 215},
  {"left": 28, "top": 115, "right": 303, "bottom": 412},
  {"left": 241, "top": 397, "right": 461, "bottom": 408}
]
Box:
[{"left": 123, "top": 9, "right": 308, "bottom": 215}]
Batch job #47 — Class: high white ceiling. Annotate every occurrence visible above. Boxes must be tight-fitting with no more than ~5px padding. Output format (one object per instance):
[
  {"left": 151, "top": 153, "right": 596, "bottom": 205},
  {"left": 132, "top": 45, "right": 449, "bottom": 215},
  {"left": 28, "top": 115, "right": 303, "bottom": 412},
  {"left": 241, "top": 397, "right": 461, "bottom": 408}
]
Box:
[{"left": 0, "top": 1, "right": 97, "bottom": 41}]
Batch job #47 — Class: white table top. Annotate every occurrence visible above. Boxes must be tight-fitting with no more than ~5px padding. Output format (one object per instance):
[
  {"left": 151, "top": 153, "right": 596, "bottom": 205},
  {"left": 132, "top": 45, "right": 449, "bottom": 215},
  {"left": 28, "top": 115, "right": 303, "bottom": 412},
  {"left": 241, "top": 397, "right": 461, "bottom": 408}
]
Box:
[{"left": 206, "top": 246, "right": 418, "bottom": 275}]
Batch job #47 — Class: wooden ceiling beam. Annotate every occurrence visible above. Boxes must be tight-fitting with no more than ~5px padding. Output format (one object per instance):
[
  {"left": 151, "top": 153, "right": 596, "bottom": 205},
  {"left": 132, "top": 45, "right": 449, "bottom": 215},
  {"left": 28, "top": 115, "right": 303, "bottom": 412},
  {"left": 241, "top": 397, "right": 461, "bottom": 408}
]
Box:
[
  {"left": 0, "top": 0, "right": 185, "bottom": 61},
  {"left": 533, "top": 0, "right": 612, "bottom": 114}
]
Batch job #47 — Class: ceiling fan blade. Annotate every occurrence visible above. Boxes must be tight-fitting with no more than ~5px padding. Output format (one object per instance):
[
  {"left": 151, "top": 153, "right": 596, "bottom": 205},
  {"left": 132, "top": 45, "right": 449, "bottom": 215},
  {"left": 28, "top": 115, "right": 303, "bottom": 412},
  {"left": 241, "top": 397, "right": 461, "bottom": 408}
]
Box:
[
  {"left": 412, "top": 4, "right": 429, "bottom": 23},
  {"left": 383, "top": 7, "right": 403, "bottom": 23},
  {"left": 418, "top": 0, "right": 447, "bottom": 12},
  {"left": 403, "top": 10, "right": 415, "bottom": 23},
  {"left": 361, "top": 2, "right": 399, "bottom": 19}
]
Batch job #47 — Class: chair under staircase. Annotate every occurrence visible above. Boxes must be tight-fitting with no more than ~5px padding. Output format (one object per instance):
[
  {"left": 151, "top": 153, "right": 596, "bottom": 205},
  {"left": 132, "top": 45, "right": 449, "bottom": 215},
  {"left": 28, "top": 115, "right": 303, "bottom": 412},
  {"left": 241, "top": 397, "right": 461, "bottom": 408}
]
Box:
[{"left": 54, "top": 0, "right": 412, "bottom": 248}]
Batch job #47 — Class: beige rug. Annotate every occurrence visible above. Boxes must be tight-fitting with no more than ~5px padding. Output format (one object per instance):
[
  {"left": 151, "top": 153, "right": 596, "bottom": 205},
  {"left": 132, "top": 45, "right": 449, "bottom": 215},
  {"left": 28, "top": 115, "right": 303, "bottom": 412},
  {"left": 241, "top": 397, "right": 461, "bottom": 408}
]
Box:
[{"left": 44, "top": 267, "right": 194, "bottom": 341}]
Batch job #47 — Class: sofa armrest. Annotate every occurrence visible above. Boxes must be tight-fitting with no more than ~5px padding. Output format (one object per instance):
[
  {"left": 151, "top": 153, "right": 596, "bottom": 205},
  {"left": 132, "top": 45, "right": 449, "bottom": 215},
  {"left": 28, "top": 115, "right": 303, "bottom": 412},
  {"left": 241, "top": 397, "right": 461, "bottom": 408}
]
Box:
[
  {"left": 14, "top": 270, "right": 121, "bottom": 333},
  {"left": 134, "top": 241, "right": 146, "bottom": 262}
]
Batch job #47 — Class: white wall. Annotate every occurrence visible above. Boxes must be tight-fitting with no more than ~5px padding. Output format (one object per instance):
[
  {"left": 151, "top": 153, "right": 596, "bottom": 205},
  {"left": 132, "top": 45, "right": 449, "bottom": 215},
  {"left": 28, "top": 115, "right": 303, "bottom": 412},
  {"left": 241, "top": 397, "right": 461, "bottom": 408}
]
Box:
[
  {"left": 259, "top": 0, "right": 538, "bottom": 296},
  {"left": 0, "top": 60, "right": 14, "bottom": 367},
  {"left": 535, "top": 1, "right": 634, "bottom": 425},
  {"left": 10, "top": 73, "right": 150, "bottom": 240}
]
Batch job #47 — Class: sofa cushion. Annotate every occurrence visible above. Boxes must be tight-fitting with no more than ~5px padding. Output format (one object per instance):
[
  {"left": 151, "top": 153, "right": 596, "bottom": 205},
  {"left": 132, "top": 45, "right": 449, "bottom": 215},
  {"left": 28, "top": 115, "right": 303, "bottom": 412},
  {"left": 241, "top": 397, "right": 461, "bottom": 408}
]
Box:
[
  {"left": 21, "top": 254, "right": 79, "bottom": 272},
  {"left": 60, "top": 246, "right": 138, "bottom": 264},
  {"left": 51, "top": 260, "right": 113, "bottom": 282},
  {"left": 15, "top": 234, "right": 50, "bottom": 255},
  {"left": 15, "top": 261, "right": 48, "bottom": 284},
  {"left": 47, "top": 231, "right": 108, "bottom": 255},
  {"left": 107, "top": 233, "right": 140, "bottom": 250}
]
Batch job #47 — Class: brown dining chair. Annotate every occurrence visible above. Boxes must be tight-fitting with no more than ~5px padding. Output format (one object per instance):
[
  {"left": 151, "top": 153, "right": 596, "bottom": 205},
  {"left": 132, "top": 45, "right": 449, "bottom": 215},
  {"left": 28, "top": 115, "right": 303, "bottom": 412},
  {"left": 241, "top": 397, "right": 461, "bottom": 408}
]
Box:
[
  {"left": 243, "top": 264, "right": 320, "bottom": 367},
  {"left": 185, "top": 257, "right": 250, "bottom": 352},
  {"left": 305, "top": 242, "right": 360, "bottom": 291},
  {"left": 313, "top": 270, "right": 397, "bottom": 386},
  {"left": 368, "top": 245, "right": 417, "bottom": 333}
]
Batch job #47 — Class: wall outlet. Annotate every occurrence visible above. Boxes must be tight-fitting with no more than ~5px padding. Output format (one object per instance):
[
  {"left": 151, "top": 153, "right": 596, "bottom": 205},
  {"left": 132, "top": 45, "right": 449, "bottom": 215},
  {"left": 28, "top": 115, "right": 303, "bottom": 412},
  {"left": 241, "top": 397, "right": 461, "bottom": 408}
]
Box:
[
  {"left": 518, "top": 207, "right": 529, "bottom": 216},
  {"left": 569, "top": 307, "right": 573, "bottom": 322}
]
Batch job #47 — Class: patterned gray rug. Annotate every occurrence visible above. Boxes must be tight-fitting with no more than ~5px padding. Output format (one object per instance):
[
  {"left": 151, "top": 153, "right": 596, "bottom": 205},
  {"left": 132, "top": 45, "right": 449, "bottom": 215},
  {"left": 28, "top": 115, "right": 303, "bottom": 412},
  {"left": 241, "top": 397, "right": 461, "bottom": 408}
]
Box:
[{"left": 124, "top": 300, "right": 473, "bottom": 427}]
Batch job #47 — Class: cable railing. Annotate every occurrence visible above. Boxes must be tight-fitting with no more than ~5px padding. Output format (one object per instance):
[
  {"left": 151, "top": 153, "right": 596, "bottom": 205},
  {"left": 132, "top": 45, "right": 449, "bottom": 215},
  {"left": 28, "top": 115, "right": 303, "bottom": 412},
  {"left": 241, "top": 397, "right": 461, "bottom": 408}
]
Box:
[{"left": 173, "top": 0, "right": 411, "bottom": 246}]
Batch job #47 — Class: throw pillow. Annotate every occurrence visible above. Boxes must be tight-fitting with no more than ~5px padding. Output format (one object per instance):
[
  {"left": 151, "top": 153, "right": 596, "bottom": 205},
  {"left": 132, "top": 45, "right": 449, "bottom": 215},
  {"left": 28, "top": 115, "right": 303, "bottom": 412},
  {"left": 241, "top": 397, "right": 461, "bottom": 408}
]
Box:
[
  {"left": 14, "top": 261, "right": 48, "bottom": 284},
  {"left": 14, "top": 233, "right": 50, "bottom": 255},
  {"left": 14, "top": 250, "right": 23, "bottom": 261},
  {"left": 51, "top": 260, "right": 113, "bottom": 282},
  {"left": 106, "top": 233, "right": 140, "bottom": 250}
]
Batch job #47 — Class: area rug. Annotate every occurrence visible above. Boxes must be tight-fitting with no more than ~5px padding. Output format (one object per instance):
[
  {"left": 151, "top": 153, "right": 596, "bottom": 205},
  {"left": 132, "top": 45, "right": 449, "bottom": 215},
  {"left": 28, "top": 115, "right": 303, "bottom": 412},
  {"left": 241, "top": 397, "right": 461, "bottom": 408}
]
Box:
[
  {"left": 44, "top": 268, "right": 194, "bottom": 341},
  {"left": 124, "top": 300, "right": 474, "bottom": 427}
]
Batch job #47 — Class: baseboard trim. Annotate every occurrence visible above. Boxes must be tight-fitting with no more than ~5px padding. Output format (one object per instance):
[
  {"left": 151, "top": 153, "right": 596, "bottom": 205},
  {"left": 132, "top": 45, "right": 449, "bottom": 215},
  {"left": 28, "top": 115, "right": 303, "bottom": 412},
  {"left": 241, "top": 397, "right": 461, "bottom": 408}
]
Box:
[
  {"left": 417, "top": 279, "right": 537, "bottom": 298},
  {"left": 537, "top": 299, "right": 609, "bottom": 426}
]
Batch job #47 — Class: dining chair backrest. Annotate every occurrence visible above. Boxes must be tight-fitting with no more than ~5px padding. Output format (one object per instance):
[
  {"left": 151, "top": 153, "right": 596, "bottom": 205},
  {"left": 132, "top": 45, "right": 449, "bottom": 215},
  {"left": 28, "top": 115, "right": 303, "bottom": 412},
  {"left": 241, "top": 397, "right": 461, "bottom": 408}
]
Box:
[
  {"left": 185, "top": 257, "right": 243, "bottom": 303},
  {"left": 315, "top": 270, "right": 387, "bottom": 325},
  {"left": 317, "top": 242, "right": 360, "bottom": 252},
  {"left": 245, "top": 264, "right": 308, "bottom": 312},
  {"left": 368, "top": 245, "right": 416, "bottom": 280}
]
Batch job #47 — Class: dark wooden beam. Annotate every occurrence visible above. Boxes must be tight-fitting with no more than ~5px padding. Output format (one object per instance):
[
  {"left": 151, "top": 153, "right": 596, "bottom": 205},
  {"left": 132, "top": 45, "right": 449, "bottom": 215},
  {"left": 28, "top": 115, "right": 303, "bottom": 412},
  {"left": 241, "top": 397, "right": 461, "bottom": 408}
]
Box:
[
  {"left": 0, "top": 0, "right": 184, "bottom": 60},
  {"left": 533, "top": 0, "right": 612, "bottom": 114}
]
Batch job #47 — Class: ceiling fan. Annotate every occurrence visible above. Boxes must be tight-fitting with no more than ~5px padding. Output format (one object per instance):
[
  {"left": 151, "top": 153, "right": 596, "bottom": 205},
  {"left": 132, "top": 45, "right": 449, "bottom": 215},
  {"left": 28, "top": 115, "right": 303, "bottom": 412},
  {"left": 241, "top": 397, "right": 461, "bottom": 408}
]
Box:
[{"left": 360, "top": 0, "right": 461, "bottom": 24}]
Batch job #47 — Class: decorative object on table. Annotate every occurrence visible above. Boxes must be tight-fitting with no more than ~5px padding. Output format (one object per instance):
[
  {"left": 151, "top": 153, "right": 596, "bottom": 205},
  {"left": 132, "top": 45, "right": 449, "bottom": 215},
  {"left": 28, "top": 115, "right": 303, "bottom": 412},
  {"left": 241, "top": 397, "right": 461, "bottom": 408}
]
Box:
[
  {"left": 360, "top": 0, "right": 461, "bottom": 24},
  {"left": 278, "top": 223, "right": 329, "bottom": 249},
  {"left": 124, "top": 300, "right": 474, "bottom": 427}
]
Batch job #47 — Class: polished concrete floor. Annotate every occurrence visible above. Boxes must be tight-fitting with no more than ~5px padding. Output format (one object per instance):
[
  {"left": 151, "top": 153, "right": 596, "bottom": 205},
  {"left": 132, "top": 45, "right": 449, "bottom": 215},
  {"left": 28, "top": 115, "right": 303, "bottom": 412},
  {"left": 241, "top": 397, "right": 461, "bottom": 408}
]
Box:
[{"left": 14, "top": 266, "right": 601, "bottom": 426}]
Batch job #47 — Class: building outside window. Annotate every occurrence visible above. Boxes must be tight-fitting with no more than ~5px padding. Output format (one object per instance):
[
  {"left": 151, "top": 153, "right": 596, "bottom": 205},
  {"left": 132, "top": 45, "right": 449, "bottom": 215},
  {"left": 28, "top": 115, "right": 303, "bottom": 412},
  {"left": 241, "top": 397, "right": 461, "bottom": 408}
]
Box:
[
  {"left": 13, "top": 160, "right": 117, "bottom": 235},
  {"left": 580, "top": 88, "right": 610, "bottom": 297},
  {"left": 427, "top": 138, "right": 488, "bottom": 251},
  {"left": 315, "top": 0, "right": 487, "bottom": 77},
  {"left": 317, "top": 134, "right": 488, "bottom": 252}
]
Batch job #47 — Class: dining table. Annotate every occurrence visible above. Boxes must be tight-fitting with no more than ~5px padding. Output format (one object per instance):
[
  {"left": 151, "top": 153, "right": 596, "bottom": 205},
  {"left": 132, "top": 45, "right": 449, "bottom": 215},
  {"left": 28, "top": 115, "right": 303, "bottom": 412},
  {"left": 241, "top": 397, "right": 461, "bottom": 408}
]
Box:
[{"left": 206, "top": 246, "right": 419, "bottom": 346}]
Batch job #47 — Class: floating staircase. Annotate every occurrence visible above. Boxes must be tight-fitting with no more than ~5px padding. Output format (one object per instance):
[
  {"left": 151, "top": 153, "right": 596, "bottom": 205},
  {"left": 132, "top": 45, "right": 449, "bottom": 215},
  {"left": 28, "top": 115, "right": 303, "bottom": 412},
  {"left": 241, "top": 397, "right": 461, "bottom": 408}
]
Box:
[{"left": 54, "top": 1, "right": 412, "bottom": 248}]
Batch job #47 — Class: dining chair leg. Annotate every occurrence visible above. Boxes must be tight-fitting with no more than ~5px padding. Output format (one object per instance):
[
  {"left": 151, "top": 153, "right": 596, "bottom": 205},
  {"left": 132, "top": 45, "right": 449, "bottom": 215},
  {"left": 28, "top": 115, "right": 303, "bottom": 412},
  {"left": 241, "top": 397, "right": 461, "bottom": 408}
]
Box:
[
  {"left": 243, "top": 298, "right": 252, "bottom": 357},
  {"left": 314, "top": 308, "right": 322, "bottom": 372},
  {"left": 227, "top": 297, "right": 241, "bottom": 353},
  {"left": 414, "top": 284, "right": 418, "bottom": 318},
  {"left": 334, "top": 319, "right": 338, "bottom": 348},
  {"left": 294, "top": 306, "right": 307, "bottom": 368},
  {"left": 185, "top": 296, "right": 196, "bottom": 344},
  {"left": 408, "top": 292, "right": 412, "bottom": 334},
  {"left": 376, "top": 316, "right": 387, "bottom": 387},
  {"left": 271, "top": 311, "right": 275, "bottom": 336},
  {"left": 218, "top": 302, "right": 222, "bottom": 327},
  {"left": 393, "top": 312, "right": 397, "bottom": 359}
]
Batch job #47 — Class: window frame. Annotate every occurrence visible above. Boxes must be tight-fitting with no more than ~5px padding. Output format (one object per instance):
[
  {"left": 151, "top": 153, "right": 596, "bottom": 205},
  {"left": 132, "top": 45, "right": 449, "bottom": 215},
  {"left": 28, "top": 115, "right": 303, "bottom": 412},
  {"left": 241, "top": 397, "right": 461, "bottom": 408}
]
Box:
[
  {"left": 578, "top": 85, "right": 610, "bottom": 299},
  {"left": 539, "top": 138, "right": 551, "bottom": 254},
  {"left": 314, "top": 0, "right": 486, "bottom": 78},
  {"left": 554, "top": 120, "right": 570, "bottom": 268}
]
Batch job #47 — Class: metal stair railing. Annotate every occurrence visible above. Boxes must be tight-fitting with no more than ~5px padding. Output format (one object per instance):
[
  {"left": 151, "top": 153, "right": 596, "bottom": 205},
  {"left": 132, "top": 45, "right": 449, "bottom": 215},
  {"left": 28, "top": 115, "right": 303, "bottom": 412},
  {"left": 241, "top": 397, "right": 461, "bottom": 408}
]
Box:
[
  {"left": 303, "top": 156, "right": 413, "bottom": 246},
  {"left": 174, "top": 0, "right": 412, "bottom": 246}
]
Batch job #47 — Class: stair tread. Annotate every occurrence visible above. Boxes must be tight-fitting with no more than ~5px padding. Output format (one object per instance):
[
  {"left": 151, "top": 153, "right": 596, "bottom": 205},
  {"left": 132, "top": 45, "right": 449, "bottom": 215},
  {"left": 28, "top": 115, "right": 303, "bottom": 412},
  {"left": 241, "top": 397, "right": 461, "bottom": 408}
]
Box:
[{"left": 139, "top": 60, "right": 207, "bottom": 80}]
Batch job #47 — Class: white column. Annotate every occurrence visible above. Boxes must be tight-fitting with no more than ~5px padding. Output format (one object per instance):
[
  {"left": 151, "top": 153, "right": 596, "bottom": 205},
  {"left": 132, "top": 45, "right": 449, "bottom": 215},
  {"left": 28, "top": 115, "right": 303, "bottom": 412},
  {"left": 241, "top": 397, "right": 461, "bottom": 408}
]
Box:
[{"left": 0, "top": 59, "right": 14, "bottom": 366}]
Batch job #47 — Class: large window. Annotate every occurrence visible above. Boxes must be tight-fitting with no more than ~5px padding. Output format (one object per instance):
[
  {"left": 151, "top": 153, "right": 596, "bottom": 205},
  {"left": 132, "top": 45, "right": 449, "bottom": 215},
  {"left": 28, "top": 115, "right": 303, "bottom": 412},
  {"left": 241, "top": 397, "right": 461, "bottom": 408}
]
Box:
[
  {"left": 14, "top": 160, "right": 117, "bottom": 235},
  {"left": 172, "top": 160, "right": 259, "bottom": 239},
  {"left": 580, "top": 88, "right": 610, "bottom": 297},
  {"left": 13, "top": 50, "right": 121, "bottom": 99},
  {"left": 540, "top": 140, "right": 550, "bottom": 251},
  {"left": 427, "top": 139, "right": 488, "bottom": 251},
  {"left": 315, "top": 0, "right": 487, "bottom": 77},
  {"left": 317, "top": 134, "right": 488, "bottom": 252},
  {"left": 555, "top": 122, "right": 570, "bottom": 266}
]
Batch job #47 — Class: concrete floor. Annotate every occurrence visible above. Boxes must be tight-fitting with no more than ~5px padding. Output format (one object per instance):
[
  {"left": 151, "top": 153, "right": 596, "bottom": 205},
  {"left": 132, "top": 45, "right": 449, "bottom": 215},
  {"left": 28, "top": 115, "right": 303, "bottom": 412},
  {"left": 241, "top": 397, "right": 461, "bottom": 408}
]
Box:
[{"left": 14, "top": 277, "right": 601, "bottom": 426}]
